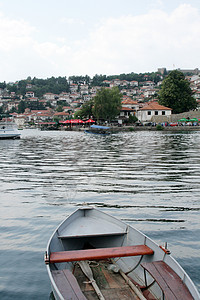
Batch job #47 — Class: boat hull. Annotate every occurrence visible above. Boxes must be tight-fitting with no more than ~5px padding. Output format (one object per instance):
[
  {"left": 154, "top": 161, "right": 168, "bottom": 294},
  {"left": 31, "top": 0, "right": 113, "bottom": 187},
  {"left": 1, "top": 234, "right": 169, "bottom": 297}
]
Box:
[
  {"left": 84, "top": 124, "right": 111, "bottom": 135},
  {"left": 84, "top": 130, "right": 110, "bottom": 135},
  {"left": 0, "top": 123, "right": 21, "bottom": 139},
  {"left": 0, "top": 134, "right": 20, "bottom": 139},
  {"left": 46, "top": 207, "right": 200, "bottom": 300}
]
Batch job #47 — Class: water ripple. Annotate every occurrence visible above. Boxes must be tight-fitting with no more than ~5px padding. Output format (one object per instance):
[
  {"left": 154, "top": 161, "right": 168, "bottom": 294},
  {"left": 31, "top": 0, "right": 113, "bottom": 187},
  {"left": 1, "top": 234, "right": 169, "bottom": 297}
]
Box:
[{"left": 0, "top": 129, "right": 200, "bottom": 298}]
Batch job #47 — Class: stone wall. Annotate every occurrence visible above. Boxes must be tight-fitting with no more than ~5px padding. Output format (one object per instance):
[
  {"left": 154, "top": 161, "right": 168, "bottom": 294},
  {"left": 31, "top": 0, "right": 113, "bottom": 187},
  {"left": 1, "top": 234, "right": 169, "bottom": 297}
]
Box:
[{"left": 151, "top": 110, "right": 200, "bottom": 123}]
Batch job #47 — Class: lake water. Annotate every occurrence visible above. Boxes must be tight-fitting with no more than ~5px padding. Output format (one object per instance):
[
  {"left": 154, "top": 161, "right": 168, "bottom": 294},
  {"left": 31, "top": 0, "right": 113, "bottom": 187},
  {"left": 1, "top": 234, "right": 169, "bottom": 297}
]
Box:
[{"left": 0, "top": 129, "right": 200, "bottom": 299}]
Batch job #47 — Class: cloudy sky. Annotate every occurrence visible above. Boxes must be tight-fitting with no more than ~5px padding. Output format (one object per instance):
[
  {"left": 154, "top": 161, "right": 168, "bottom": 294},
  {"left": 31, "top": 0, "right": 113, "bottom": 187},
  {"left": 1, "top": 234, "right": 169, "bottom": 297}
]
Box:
[{"left": 0, "top": 0, "right": 200, "bottom": 82}]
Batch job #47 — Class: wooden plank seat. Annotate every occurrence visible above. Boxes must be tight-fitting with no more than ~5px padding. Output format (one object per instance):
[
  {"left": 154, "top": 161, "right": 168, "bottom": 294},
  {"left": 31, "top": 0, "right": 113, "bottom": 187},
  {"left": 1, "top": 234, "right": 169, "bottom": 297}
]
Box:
[
  {"left": 141, "top": 261, "right": 193, "bottom": 300},
  {"left": 52, "top": 269, "right": 87, "bottom": 300},
  {"left": 48, "top": 245, "right": 154, "bottom": 264}
]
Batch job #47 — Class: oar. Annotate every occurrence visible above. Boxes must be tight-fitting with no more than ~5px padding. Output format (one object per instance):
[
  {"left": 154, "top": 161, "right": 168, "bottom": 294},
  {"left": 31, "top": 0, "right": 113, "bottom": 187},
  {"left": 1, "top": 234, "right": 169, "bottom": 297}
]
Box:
[
  {"left": 78, "top": 261, "right": 105, "bottom": 300},
  {"left": 111, "top": 259, "right": 147, "bottom": 300},
  {"left": 119, "top": 269, "right": 147, "bottom": 300}
]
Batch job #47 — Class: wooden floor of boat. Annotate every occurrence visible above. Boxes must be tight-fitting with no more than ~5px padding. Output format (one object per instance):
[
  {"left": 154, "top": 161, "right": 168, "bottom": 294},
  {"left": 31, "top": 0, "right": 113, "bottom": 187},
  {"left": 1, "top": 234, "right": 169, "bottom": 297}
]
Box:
[{"left": 73, "top": 260, "right": 142, "bottom": 300}]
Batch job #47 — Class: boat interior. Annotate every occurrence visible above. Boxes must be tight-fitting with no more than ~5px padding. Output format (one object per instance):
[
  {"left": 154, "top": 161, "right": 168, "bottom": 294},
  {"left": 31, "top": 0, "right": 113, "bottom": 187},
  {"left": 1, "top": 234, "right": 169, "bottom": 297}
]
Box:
[{"left": 46, "top": 209, "right": 195, "bottom": 300}]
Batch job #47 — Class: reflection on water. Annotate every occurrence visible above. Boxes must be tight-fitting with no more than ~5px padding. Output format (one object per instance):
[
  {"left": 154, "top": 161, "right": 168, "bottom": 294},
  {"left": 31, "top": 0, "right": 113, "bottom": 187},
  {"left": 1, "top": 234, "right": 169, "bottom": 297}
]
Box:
[{"left": 0, "top": 129, "right": 199, "bottom": 299}]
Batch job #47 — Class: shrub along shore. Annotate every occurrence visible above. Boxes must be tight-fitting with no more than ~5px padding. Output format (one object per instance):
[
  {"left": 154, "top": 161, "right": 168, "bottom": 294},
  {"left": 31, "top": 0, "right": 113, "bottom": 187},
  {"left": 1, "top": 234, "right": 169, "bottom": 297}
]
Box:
[{"left": 73, "top": 124, "right": 200, "bottom": 133}]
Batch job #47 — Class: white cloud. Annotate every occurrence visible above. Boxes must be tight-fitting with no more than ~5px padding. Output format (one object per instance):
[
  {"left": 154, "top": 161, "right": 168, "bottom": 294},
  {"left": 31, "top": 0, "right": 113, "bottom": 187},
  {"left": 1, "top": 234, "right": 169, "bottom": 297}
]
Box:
[
  {"left": 0, "top": 13, "right": 35, "bottom": 51},
  {"left": 60, "top": 17, "right": 85, "bottom": 26},
  {"left": 0, "top": 4, "right": 200, "bottom": 81},
  {"left": 69, "top": 4, "right": 200, "bottom": 75},
  {"left": 34, "top": 42, "right": 71, "bottom": 58},
  {"left": 150, "top": 0, "right": 164, "bottom": 10}
]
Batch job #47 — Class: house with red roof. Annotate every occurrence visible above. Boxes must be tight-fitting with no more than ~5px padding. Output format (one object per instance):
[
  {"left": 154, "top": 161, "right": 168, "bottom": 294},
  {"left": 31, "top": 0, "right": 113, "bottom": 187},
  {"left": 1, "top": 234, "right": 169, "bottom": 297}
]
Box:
[
  {"left": 130, "top": 81, "right": 138, "bottom": 87},
  {"left": 25, "top": 91, "right": 35, "bottom": 98},
  {"left": 119, "top": 97, "right": 139, "bottom": 119},
  {"left": 53, "top": 111, "right": 70, "bottom": 120},
  {"left": 70, "top": 83, "right": 78, "bottom": 93},
  {"left": 121, "top": 97, "right": 139, "bottom": 109},
  {"left": 137, "top": 101, "right": 172, "bottom": 122},
  {"left": 43, "top": 93, "right": 56, "bottom": 100}
]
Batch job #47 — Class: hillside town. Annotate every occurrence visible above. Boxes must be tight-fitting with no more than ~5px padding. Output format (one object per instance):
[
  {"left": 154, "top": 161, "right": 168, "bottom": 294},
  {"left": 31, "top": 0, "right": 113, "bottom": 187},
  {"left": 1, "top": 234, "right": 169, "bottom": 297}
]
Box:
[{"left": 1, "top": 68, "right": 200, "bottom": 129}]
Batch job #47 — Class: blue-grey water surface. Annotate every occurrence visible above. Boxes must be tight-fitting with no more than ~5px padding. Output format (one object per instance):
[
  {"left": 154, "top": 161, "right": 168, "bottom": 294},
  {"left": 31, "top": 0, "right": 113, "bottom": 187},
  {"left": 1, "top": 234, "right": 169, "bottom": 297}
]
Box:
[{"left": 0, "top": 129, "right": 200, "bottom": 299}]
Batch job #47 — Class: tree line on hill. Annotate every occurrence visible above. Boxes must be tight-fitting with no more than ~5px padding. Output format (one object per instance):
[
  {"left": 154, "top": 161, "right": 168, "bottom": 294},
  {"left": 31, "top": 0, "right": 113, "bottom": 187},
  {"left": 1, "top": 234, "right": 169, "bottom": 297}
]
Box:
[
  {"left": 0, "top": 71, "right": 164, "bottom": 98},
  {"left": 2, "top": 77, "right": 70, "bottom": 98},
  {"left": 0, "top": 70, "right": 197, "bottom": 121},
  {"left": 76, "top": 70, "right": 197, "bottom": 121}
]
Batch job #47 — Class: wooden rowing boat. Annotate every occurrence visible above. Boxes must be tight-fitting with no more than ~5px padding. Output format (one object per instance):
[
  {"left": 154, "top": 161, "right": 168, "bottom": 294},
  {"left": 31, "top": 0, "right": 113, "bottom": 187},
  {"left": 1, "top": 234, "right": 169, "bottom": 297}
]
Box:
[{"left": 45, "top": 207, "right": 200, "bottom": 300}]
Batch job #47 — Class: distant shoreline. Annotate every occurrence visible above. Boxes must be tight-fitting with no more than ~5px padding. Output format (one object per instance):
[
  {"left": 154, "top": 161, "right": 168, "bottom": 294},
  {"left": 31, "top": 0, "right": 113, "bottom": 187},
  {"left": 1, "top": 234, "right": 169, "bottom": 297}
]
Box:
[
  {"left": 70, "top": 125, "right": 200, "bottom": 132},
  {"left": 115, "top": 125, "right": 200, "bottom": 132}
]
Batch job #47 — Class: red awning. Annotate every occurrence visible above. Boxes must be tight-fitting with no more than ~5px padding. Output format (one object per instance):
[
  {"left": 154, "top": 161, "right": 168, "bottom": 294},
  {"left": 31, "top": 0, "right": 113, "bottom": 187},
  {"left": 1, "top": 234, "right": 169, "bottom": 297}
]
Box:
[
  {"left": 62, "top": 120, "right": 71, "bottom": 124},
  {"left": 62, "top": 119, "right": 85, "bottom": 124},
  {"left": 86, "top": 119, "right": 95, "bottom": 123}
]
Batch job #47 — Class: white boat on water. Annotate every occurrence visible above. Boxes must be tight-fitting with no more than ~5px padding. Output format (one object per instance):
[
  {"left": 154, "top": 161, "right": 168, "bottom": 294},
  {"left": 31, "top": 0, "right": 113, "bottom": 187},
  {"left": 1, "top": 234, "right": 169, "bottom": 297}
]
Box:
[
  {"left": 45, "top": 207, "right": 200, "bottom": 300},
  {"left": 0, "top": 122, "right": 21, "bottom": 139}
]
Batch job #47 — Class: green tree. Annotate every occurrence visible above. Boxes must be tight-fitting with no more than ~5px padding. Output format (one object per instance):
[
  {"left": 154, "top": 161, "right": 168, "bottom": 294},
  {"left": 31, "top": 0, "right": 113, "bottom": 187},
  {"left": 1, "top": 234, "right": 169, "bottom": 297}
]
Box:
[
  {"left": 17, "top": 100, "right": 26, "bottom": 113},
  {"left": 0, "top": 81, "right": 6, "bottom": 89},
  {"left": 74, "top": 99, "right": 94, "bottom": 119},
  {"left": 56, "top": 105, "right": 63, "bottom": 112},
  {"left": 0, "top": 106, "right": 3, "bottom": 115},
  {"left": 92, "top": 74, "right": 107, "bottom": 86},
  {"left": 46, "top": 101, "right": 52, "bottom": 108},
  {"left": 57, "top": 100, "right": 67, "bottom": 106},
  {"left": 128, "top": 114, "right": 138, "bottom": 123},
  {"left": 9, "top": 106, "right": 17, "bottom": 113},
  {"left": 158, "top": 70, "right": 197, "bottom": 113},
  {"left": 93, "top": 87, "right": 122, "bottom": 122},
  {"left": 26, "top": 100, "right": 45, "bottom": 110}
]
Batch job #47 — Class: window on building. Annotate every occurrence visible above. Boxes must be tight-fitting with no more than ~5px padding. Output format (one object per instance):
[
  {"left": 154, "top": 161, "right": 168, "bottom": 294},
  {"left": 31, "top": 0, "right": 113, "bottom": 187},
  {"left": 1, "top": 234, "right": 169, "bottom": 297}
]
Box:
[
  {"left": 155, "top": 111, "right": 158, "bottom": 115},
  {"left": 162, "top": 111, "right": 165, "bottom": 115},
  {"left": 148, "top": 111, "right": 151, "bottom": 115}
]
